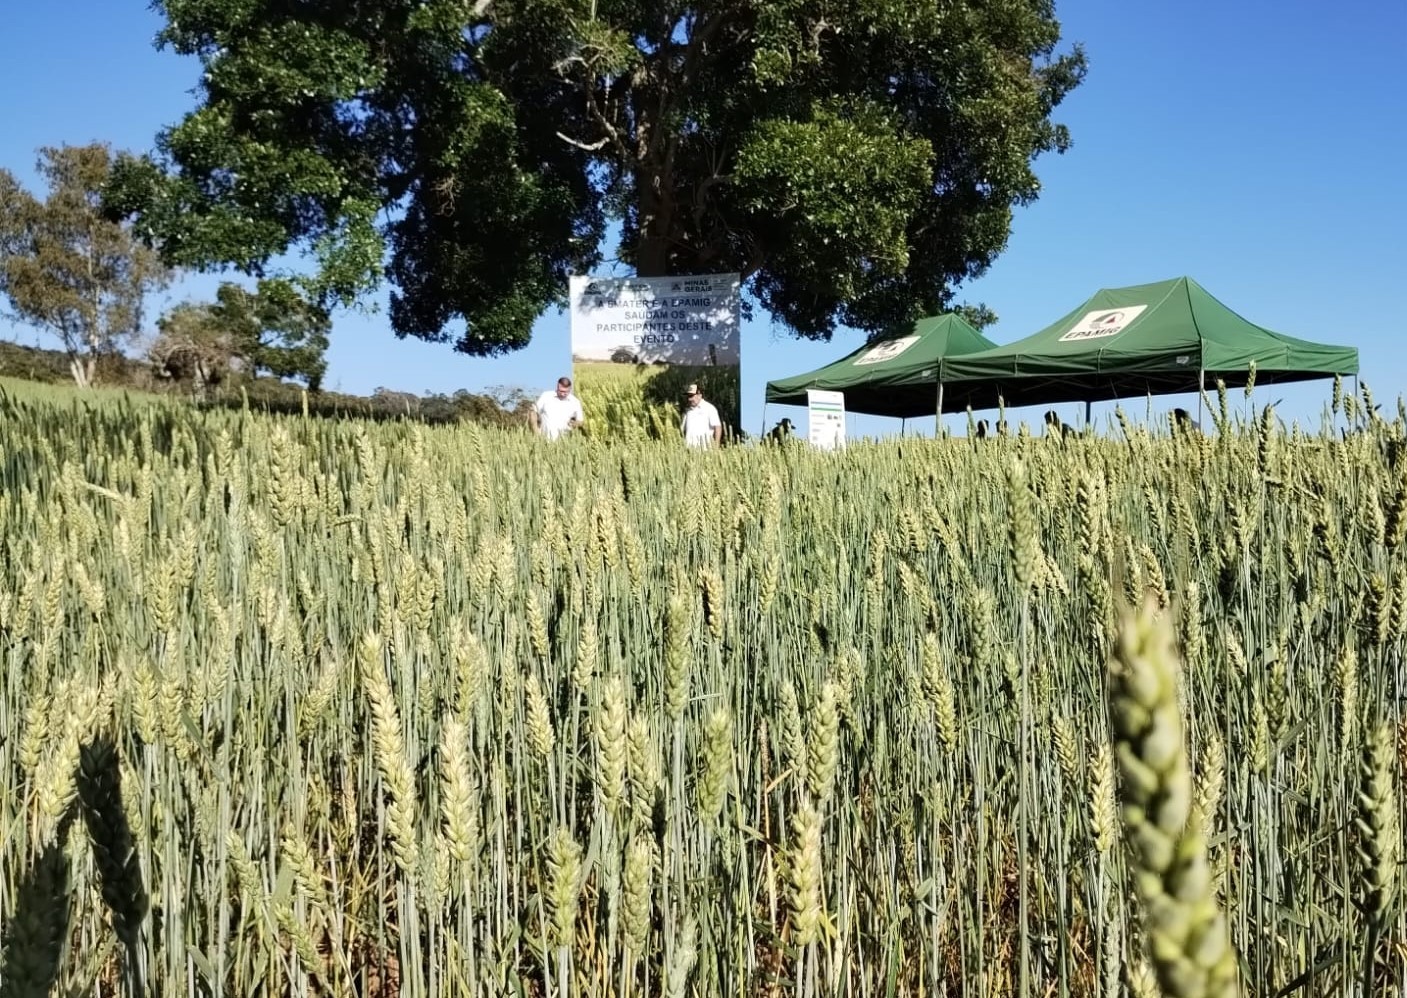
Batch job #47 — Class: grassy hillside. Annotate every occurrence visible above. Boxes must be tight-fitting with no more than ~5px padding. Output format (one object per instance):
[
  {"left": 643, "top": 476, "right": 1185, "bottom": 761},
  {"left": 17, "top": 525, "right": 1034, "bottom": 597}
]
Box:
[
  {"left": 0, "top": 338, "right": 531, "bottom": 427},
  {"left": 0, "top": 374, "right": 161, "bottom": 407}
]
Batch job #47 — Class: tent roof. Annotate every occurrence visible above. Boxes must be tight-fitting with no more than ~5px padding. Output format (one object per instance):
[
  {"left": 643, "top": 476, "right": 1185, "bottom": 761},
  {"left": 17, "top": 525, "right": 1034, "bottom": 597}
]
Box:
[
  {"left": 765, "top": 314, "right": 997, "bottom": 418},
  {"left": 932, "top": 276, "right": 1359, "bottom": 412}
]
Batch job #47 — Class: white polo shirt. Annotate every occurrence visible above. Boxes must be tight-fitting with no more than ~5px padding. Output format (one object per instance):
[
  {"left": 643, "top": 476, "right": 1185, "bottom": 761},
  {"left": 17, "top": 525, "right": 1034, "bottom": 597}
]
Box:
[
  {"left": 534, "top": 390, "right": 584, "bottom": 440},
  {"left": 681, "top": 400, "right": 722, "bottom": 448}
]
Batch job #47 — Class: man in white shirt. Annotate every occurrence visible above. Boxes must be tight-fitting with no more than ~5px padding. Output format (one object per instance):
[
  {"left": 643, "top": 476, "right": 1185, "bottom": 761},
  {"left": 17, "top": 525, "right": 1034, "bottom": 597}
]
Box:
[
  {"left": 680, "top": 382, "right": 722, "bottom": 449},
  {"left": 529, "top": 376, "right": 585, "bottom": 440}
]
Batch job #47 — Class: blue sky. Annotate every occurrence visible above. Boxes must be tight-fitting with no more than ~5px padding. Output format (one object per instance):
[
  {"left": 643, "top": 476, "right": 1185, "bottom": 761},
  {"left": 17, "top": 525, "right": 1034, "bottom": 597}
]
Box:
[{"left": 2, "top": 0, "right": 1403, "bottom": 438}]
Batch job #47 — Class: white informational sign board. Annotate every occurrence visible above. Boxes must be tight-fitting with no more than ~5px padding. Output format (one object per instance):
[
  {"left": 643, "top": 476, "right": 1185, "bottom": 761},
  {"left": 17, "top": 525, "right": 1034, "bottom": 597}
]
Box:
[
  {"left": 807, "top": 389, "right": 846, "bottom": 451},
  {"left": 568, "top": 273, "right": 740, "bottom": 365}
]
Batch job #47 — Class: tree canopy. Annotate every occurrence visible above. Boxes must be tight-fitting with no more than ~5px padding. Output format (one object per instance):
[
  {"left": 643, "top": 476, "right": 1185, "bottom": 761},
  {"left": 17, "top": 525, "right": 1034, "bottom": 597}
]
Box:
[
  {"left": 1, "top": 143, "right": 170, "bottom": 387},
  {"left": 210, "top": 279, "right": 332, "bottom": 388},
  {"left": 111, "top": 0, "right": 1085, "bottom": 355},
  {"left": 152, "top": 278, "right": 331, "bottom": 390}
]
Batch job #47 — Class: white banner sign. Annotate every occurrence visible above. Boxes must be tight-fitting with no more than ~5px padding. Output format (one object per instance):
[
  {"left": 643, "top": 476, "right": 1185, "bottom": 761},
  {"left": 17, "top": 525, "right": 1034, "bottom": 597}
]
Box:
[
  {"left": 569, "top": 273, "right": 740, "bottom": 365},
  {"left": 807, "top": 389, "right": 846, "bottom": 451}
]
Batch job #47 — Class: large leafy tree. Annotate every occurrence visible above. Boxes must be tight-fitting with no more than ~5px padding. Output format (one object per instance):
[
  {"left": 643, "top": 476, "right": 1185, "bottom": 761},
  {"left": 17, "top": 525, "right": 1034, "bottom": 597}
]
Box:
[
  {"left": 211, "top": 279, "right": 332, "bottom": 389},
  {"left": 150, "top": 300, "right": 238, "bottom": 389},
  {"left": 111, "top": 0, "right": 1084, "bottom": 354},
  {"left": 151, "top": 279, "right": 330, "bottom": 389},
  {"left": 1, "top": 143, "right": 170, "bottom": 387}
]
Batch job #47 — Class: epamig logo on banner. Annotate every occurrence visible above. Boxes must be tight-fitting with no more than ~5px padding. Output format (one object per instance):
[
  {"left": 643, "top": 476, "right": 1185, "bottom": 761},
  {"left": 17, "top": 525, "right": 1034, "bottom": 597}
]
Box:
[
  {"left": 569, "top": 273, "right": 741, "bottom": 439},
  {"left": 1057, "top": 304, "right": 1148, "bottom": 342}
]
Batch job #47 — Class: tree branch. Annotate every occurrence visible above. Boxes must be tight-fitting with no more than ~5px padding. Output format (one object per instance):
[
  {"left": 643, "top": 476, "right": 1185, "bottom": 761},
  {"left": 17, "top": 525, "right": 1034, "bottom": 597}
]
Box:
[
  {"left": 583, "top": 82, "right": 631, "bottom": 161},
  {"left": 555, "top": 131, "right": 612, "bottom": 152},
  {"left": 740, "top": 243, "right": 765, "bottom": 281},
  {"left": 656, "top": 9, "right": 725, "bottom": 171},
  {"left": 691, "top": 171, "right": 731, "bottom": 229}
]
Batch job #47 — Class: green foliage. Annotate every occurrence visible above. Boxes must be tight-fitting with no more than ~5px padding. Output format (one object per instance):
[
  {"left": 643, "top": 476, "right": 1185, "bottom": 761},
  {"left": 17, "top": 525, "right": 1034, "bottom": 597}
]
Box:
[
  {"left": 152, "top": 278, "right": 330, "bottom": 389},
  {"left": 733, "top": 103, "right": 933, "bottom": 332},
  {"left": 114, "top": 0, "right": 1084, "bottom": 353},
  {"left": 151, "top": 301, "right": 236, "bottom": 388},
  {"left": 211, "top": 279, "right": 331, "bottom": 388},
  {"left": 0, "top": 144, "right": 170, "bottom": 387},
  {"left": 0, "top": 340, "right": 125, "bottom": 386},
  {"left": 952, "top": 302, "right": 1000, "bottom": 331}
]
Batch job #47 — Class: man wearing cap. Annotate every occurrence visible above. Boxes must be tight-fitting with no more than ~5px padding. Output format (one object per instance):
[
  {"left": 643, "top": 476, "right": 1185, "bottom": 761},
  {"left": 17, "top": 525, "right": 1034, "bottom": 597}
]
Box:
[
  {"left": 681, "top": 383, "right": 722, "bottom": 449},
  {"left": 529, "top": 376, "right": 585, "bottom": 440}
]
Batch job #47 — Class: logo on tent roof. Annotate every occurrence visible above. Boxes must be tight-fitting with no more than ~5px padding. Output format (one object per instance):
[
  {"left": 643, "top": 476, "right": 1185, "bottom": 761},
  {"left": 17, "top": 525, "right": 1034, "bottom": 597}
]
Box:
[
  {"left": 855, "top": 335, "right": 920, "bottom": 365},
  {"left": 1059, "top": 304, "right": 1149, "bottom": 342}
]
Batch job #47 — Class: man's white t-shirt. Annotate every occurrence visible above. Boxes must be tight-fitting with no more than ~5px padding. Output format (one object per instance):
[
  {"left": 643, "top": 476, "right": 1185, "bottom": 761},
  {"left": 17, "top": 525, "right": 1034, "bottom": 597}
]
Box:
[
  {"left": 535, "top": 391, "right": 584, "bottom": 440},
  {"left": 681, "top": 400, "right": 722, "bottom": 448}
]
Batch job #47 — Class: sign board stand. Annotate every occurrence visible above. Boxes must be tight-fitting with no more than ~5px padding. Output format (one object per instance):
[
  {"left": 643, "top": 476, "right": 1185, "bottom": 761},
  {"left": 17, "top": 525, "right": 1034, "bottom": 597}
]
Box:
[{"left": 807, "top": 389, "right": 846, "bottom": 450}]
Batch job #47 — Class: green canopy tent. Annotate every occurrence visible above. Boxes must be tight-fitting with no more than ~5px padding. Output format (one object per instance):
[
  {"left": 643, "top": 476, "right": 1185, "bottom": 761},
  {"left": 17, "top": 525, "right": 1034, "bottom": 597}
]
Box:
[
  {"left": 764, "top": 314, "right": 997, "bottom": 420},
  {"left": 929, "top": 277, "right": 1359, "bottom": 413}
]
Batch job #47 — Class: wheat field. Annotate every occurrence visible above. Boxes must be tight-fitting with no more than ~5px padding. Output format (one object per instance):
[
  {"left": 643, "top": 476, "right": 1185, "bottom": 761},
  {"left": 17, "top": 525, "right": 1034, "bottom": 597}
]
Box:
[{"left": 0, "top": 382, "right": 1402, "bottom": 997}]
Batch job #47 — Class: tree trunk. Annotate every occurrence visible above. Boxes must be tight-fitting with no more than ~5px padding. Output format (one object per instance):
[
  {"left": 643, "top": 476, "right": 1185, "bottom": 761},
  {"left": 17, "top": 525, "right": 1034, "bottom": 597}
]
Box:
[
  {"left": 635, "top": 232, "right": 670, "bottom": 277},
  {"left": 69, "top": 354, "right": 94, "bottom": 389},
  {"left": 634, "top": 167, "right": 675, "bottom": 277}
]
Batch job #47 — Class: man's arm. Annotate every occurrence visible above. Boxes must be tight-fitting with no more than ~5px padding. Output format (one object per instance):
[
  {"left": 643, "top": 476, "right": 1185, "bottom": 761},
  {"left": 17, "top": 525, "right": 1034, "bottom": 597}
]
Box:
[{"left": 527, "top": 403, "right": 540, "bottom": 432}]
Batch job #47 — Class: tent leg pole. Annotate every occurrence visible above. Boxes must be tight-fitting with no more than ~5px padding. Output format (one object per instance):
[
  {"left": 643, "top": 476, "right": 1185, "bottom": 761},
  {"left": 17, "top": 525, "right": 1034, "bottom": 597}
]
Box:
[
  {"left": 936, "top": 382, "right": 945, "bottom": 437},
  {"left": 1198, "top": 370, "right": 1205, "bottom": 428},
  {"left": 760, "top": 402, "right": 768, "bottom": 439},
  {"left": 1085, "top": 400, "right": 1092, "bottom": 429}
]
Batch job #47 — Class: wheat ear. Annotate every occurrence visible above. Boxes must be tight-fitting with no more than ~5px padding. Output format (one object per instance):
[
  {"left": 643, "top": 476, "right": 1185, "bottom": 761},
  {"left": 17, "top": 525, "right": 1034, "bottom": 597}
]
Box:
[{"left": 1109, "top": 599, "right": 1240, "bottom": 998}]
